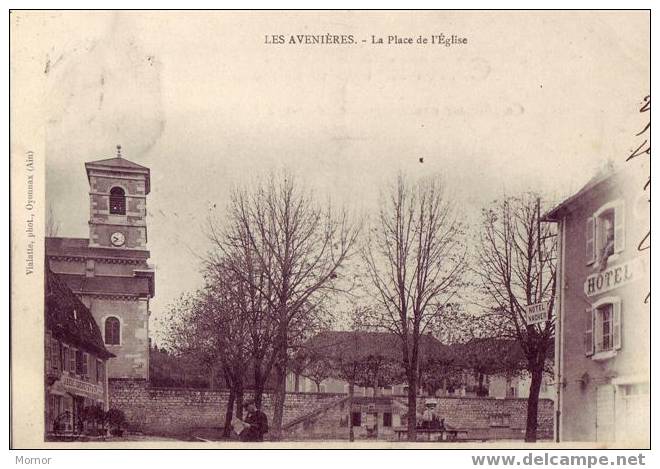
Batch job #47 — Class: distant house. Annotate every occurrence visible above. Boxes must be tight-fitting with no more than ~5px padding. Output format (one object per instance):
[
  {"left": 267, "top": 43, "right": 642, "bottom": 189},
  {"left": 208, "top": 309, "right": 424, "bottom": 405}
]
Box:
[
  {"left": 45, "top": 263, "right": 114, "bottom": 437},
  {"left": 289, "top": 331, "right": 536, "bottom": 399},
  {"left": 288, "top": 330, "right": 449, "bottom": 396},
  {"left": 489, "top": 373, "right": 555, "bottom": 401}
]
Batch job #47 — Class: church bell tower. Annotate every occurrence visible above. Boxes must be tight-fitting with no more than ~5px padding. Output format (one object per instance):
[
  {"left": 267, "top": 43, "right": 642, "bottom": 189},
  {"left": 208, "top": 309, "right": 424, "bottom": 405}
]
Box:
[
  {"left": 46, "top": 145, "right": 154, "bottom": 380},
  {"left": 86, "top": 145, "right": 150, "bottom": 249}
]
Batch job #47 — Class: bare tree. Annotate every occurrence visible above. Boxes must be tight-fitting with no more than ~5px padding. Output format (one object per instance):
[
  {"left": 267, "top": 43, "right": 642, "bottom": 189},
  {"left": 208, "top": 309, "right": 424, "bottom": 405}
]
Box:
[
  {"left": 475, "top": 193, "right": 556, "bottom": 442},
  {"left": 162, "top": 266, "right": 252, "bottom": 438},
  {"left": 362, "top": 173, "right": 466, "bottom": 440},
  {"left": 208, "top": 171, "right": 360, "bottom": 439},
  {"left": 299, "top": 354, "right": 333, "bottom": 393},
  {"left": 204, "top": 242, "right": 279, "bottom": 411},
  {"left": 46, "top": 203, "right": 60, "bottom": 237}
]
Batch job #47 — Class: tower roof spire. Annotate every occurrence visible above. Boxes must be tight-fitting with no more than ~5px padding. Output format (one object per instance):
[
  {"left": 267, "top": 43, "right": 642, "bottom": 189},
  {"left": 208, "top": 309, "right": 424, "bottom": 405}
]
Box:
[{"left": 116, "top": 144, "right": 122, "bottom": 158}]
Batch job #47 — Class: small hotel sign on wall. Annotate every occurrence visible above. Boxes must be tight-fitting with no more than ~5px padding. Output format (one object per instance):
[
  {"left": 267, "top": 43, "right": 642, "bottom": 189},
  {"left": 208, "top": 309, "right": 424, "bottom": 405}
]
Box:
[{"left": 584, "top": 258, "right": 645, "bottom": 297}]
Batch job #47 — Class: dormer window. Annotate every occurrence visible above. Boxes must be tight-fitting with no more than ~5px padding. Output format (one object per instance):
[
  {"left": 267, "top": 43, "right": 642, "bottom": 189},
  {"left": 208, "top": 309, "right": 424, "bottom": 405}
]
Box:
[{"left": 109, "top": 187, "right": 126, "bottom": 215}]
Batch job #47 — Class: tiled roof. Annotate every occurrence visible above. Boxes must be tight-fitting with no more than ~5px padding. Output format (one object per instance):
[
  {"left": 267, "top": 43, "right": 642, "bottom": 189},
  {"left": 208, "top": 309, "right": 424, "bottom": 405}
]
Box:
[
  {"left": 85, "top": 155, "right": 151, "bottom": 194},
  {"left": 542, "top": 163, "right": 643, "bottom": 221},
  {"left": 301, "top": 332, "right": 539, "bottom": 371},
  {"left": 85, "top": 156, "right": 149, "bottom": 171},
  {"left": 45, "top": 264, "right": 114, "bottom": 359},
  {"left": 301, "top": 330, "right": 449, "bottom": 361},
  {"left": 56, "top": 273, "right": 153, "bottom": 298},
  {"left": 46, "top": 237, "right": 150, "bottom": 262}
]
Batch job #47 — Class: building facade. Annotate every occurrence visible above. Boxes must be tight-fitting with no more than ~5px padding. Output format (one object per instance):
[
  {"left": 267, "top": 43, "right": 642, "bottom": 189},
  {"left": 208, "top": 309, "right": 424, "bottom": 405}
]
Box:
[
  {"left": 45, "top": 264, "right": 114, "bottom": 436},
  {"left": 545, "top": 165, "right": 650, "bottom": 446},
  {"left": 489, "top": 373, "right": 555, "bottom": 401},
  {"left": 46, "top": 147, "right": 155, "bottom": 380}
]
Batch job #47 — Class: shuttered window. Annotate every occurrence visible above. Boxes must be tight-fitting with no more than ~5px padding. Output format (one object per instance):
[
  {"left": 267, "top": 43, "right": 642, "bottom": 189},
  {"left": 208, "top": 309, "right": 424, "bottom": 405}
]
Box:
[
  {"left": 69, "top": 347, "right": 76, "bottom": 374},
  {"left": 586, "top": 217, "right": 595, "bottom": 264},
  {"left": 89, "top": 354, "right": 96, "bottom": 382},
  {"left": 590, "top": 297, "right": 622, "bottom": 356},
  {"left": 613, "top": 202, "right": 625, "bottom": 253},
  {"left": 75, "top": 350, "right": 88, "bottom": 376},
  {"left": 584, "top": 307, "right": 594, "bottom": 356},
  {"left": 612, "top": 300, "right": 622, "bottom": 350},
  {"left": 51, "top": 338, "right": 60, "bottom": 371},
  {"left": 97, "top": 360, "right": 104, "bottom": 384},
  {"left": 589, "top": 200, "right": 626, "bottom": 266},
  {"left": 62, "top": 346, "right": 69, "bottom": 372}
]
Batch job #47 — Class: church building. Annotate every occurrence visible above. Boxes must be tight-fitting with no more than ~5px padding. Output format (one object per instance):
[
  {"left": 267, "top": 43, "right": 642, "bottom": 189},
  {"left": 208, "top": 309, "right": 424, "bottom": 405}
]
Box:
[{"left": 46, "top": 146, "right": 155, "bottom": 380}]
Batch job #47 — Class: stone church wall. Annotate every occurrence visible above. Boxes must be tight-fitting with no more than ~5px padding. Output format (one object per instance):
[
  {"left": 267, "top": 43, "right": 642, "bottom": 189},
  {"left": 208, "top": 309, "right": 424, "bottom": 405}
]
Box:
[{"left": 90, "top": 298, "right": 149, "bottom": 379}]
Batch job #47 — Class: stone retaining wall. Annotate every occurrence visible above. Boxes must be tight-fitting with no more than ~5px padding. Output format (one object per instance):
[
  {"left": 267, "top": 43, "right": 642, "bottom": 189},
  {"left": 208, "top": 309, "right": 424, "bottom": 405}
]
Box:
[
  {"left": 108, "top": 379, "right": 344, "bottom": 435},
  {"left": 109, "top": 380, "right": 553, "bottom": 440}
]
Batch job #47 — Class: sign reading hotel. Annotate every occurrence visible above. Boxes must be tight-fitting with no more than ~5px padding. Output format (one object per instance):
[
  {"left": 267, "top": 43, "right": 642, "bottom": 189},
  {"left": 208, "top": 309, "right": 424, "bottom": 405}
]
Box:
[
  {"left": 60, "top": 375, "right": 104, "bottom": 399},
  {"left": 584, "top": 257, "right": 645, "bottom": 297},
  {"left": 525, "top": 301, "right": 551, "bottom": 325}
]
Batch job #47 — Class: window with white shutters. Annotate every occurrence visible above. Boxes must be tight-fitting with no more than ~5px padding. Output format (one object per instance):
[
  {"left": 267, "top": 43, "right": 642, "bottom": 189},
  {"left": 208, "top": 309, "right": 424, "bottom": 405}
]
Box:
[
  {"left": 586, "top": 217, "right": 595, "bottom": 264},
  {"left": 51, "top": 338, "right": 60, "bottom": 371},
  {"left": 62, "top": 346, "right": 69, "bottom": 372},
  {"left": 612, "top": 299, "right": 622, "bottom": 350},
  {"left": 591, "top": 297, "right": 622, "bottom": 356},
  {"left": 613, "top": 201, "right": 625, "bottom": 254},
  {"left": 69, "top": 347, "right": 76, "bottom": 374},
  {"left": 584, "top": 307, "right": 594, "bottom": 356}
]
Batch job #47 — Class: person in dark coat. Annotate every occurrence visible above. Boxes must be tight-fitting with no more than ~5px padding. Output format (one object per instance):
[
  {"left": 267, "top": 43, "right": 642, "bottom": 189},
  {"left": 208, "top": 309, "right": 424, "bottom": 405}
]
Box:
[{"left": 240, "top": 402, "right": 269, "bottom": 442}]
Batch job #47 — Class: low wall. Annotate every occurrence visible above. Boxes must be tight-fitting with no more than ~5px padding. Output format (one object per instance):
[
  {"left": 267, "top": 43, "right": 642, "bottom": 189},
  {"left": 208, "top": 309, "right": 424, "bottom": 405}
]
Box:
[
  {"left": 108, "top": 379, "right": 344, "bottom": 436},
  {"left": 283, "top": 395, "right": 554, "bottom": 441},
  {"left": 402, "top": 395, "right": 554, "bottom": 440},
  {"left": 109, "top": 380, "right": 553, "bottom": 440}
]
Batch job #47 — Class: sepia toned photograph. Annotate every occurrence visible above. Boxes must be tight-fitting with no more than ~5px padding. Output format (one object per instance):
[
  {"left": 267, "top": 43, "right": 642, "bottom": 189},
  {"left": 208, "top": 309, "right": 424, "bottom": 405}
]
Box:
[{"left": 9, "top": 9, "right": 650, "bottom": 450}]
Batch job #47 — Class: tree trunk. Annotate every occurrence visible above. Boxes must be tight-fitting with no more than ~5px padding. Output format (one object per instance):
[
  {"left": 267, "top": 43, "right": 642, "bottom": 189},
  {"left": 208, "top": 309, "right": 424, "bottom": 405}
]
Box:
[
  {"left": 253, "top": 357, "right": 265, "bottom": 410},
  {"left": 270, "top": 339, "right": 288, "bottom": 440},
  {"left": 406, "top": 368, "right": 418, "bottom": 441},
  {"left": 316, "top": 382, "right": 321, "bottom": 393},
  {"left": 525, "top": 362, "right": 544, "bottom": 442},
  {"left": 209, "top": 366, "right": 216, "bottom": 390},
  {"left": 295, "top": 373, "right": 300, "bottom": 392},
  {"left": 223, "top": 388, "right": 235, "bottom": 438},
  {"left": 253, "top": 374, "right": 264, "bottom": 410},
  {"left": 348, "top": 380, "right": 355, "bottom": 442},
  {"left": 235, "top": 381, "right": 244, "bottom": 420}
]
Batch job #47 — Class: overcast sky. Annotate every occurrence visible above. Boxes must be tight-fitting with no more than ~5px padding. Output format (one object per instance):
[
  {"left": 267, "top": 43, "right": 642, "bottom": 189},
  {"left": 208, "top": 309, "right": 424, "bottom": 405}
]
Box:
[{"left": 28, "top": 11, "right": 649, "bottom": 341}]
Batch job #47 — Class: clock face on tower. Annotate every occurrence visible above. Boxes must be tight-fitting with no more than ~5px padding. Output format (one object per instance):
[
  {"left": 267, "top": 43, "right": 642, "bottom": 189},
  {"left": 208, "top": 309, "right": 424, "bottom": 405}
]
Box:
[{"left": 110, "top": 231, "right": 126, "bottom": 247}]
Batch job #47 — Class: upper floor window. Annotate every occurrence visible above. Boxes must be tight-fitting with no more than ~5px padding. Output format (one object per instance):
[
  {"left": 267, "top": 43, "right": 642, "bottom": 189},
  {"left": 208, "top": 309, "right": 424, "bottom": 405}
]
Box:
[
  {"left": 96, "top": 359, "right": 104, "bottom": 384},
  {"left": 68, "top": 347, "right": 76, "bottom": 373},
  {"left": 586, "top": 200, "right": 625, "bottom": 270},
  {"left": 585, "top": 297, "right": 621, "bottom": 358},
  {"left": 50, "top": 337, "right": 60, "bottom": 371},
  {"left": 105, "top": 317, "right": 121, "bottom": 345},
  {"left": 109, "top": 187, "right": 126, "bottom": 215},
  {"left": 75, "top": 350, "right": 88, "bottom": 376}
]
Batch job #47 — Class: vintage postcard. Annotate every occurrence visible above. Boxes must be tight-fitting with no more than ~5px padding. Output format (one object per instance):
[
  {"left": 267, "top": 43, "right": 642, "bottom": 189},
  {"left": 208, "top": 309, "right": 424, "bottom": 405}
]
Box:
[{"left": 9, "top": 10, "right": 650, "bottom": 450}]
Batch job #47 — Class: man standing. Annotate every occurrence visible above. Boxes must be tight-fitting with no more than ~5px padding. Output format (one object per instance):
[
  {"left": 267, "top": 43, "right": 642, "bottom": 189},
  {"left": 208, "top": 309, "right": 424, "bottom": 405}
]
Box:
[{"left": 240, "top": 402, "right": 269, "bottom": 442}]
